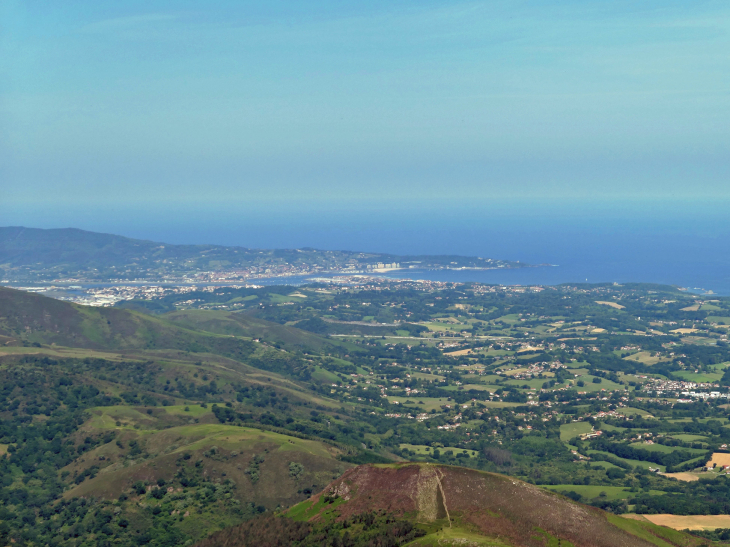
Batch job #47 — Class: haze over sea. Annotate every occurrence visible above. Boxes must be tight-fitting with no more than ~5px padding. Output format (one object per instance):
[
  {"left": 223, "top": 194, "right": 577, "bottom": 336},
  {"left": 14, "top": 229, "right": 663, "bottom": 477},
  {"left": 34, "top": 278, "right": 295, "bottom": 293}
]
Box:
[{"left": 8, "top": 199, "right": 730, "bottom": 295}]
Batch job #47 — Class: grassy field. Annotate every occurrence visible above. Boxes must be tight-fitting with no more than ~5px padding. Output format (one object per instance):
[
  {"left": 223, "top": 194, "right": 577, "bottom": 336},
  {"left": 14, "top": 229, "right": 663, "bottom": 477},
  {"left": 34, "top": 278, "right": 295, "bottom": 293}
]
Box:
[
  {"left": 386, "top": 396, "right": 446, "bottom": 411},
  {"left": 453, "top": 383, "right": 497, "bottom": 392},
  {"left": 601, "top": 423, "right": 629, "bottom": 433},
  {"left": 669, "top": 434, "right": 708, "bottom": 443},
  {"left": 311, "top": 366, "right": 340, "bottom": 383},
  {"left": 586, "top": 450, "right": 666, "bottom": 472},
  {"left": 560, "top": 421, "right": 593, "bottom": 441},
  {"left": 624, "top": 351, "right": 667, "bottom": 366},
  {"left": 628, "top": 442, "right": 706, "bottom": 457},
  {"left": 574, "top": 376, "right": 625, "bottom": 392},
  {"left": 504, "top": 378, "right": 549, "bottom": 390},
  {"left": 543, "top": 485, "right": 665, "bottom": 501},
  {"left": 673, "top": 370, "right": 724, "bottom": 383},
  {"left": 621, "top": 407, "right": 655, "bottom": 418}
]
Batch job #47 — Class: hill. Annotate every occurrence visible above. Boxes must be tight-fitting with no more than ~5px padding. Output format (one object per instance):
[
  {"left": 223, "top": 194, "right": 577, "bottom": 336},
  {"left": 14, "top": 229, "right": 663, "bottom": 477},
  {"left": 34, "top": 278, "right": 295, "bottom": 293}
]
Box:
[
  {"left": 0, "top": 349, "right": 357, "bottom": 546},
  {"left": 0, "top": 226, "right": 526, "bottom": 282},
  {"left": 0, "top": 286, "right": 260, "bottom": 357},
  {"left": 0, "top": 288, "right": 373, "bottom": 546},
  {"left": 196, "top": 463, "right": 705, "bottom": 547},
  {"left": 285, "top": 463, "right": 702, "bottom": 547},
  {"left": 160, "top": 309, "right": 341, "bottom": 353}
]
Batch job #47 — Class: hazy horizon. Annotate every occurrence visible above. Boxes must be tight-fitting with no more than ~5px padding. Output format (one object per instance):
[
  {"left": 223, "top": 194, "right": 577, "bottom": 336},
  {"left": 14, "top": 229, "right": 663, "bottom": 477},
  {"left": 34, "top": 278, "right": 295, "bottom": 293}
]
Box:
[{"left": 4, "top": 1, "right": 730, "bottom": 213}]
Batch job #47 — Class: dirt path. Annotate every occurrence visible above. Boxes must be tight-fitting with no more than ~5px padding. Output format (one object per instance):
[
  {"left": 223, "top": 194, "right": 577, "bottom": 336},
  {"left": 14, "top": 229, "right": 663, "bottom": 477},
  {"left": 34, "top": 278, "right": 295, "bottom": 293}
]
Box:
[{"left": 435, "top": 468, "right": 452, "bottom": 527}]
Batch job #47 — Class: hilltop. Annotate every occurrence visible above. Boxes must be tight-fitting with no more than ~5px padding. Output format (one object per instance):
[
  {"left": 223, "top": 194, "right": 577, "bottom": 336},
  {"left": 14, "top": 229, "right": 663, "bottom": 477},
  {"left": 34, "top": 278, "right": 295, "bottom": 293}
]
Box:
[{"left": 200, "top": 463, "right": 703, "bottom": 547}]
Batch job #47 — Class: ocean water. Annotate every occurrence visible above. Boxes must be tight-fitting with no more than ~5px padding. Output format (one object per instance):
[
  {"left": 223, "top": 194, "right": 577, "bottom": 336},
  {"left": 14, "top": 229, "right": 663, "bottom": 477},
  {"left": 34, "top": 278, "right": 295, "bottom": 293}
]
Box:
[{"left": 7, "top": 199, "right": 730, "bottom": 295}]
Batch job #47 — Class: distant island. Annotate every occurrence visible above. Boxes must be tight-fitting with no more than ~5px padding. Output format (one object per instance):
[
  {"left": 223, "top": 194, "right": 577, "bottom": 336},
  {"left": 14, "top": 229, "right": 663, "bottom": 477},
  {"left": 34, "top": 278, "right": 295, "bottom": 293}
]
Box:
[{"left": 0, "top": 226, "right": 537, "bottom": 284}]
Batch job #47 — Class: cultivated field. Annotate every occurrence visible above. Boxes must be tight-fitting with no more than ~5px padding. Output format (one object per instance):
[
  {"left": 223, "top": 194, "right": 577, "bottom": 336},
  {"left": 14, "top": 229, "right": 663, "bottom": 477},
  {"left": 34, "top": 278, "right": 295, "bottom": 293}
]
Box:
[
  {"left": 708, "top": 452, "right": 730, "bottom": 467},
  {"left": 661, "top": 472, "right": 701, "bottom": 482},
  {"left": 596, "top": 301, "right": 625, "bottom": 309},
  {"left": 630, "top": 514, "right": 730, "bottom": 530}
]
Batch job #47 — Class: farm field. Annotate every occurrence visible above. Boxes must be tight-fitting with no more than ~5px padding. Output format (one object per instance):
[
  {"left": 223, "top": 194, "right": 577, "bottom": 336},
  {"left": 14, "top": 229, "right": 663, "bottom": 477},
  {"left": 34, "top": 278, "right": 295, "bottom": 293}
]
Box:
[
  {"left": 661, "top": 472, "right": 702, "bottom": 482},
  {"left": 628, "top": 442, "right": 706, "bottom": 456},
  {"left": 560, "top": 421, "right": 593, "bottom": 441},
  {"left": 544, "top": 485, "right": 666, "bottom": 501},
  {"left": 628, "top": 514, "right": 730, "bottom": 531},
  {"left": 708, "top": 453, "right": 730, "bottom": 467},
  {"left": 586, "top": 450, "right": 667, "bottom": 472}
]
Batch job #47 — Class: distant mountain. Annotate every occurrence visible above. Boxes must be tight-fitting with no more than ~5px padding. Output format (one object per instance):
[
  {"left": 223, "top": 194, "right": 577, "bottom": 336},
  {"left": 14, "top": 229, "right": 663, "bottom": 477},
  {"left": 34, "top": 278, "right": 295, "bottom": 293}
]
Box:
[{"left": 0, "top": 226, "right": 529, "bottom": 282}]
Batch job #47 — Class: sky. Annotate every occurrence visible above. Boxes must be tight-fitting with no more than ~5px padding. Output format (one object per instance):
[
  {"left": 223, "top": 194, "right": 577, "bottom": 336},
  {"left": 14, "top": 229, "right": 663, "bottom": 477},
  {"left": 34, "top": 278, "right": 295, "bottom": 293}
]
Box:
[{"left": 2, "top": 0, "right": 730, "bottom": 231}]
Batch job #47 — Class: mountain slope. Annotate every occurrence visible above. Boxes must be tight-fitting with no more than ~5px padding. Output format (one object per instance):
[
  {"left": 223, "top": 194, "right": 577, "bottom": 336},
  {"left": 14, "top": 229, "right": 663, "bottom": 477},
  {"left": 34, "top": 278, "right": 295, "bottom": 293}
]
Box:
[
  {"left": 161, "top": 309, "right": 341, "bottom": 353},
  {"left": 287, "top": 463, "right": 702, "bottom": 547},
  {"left": 0, "top": 287, "right": 257, "bottom": 356}
]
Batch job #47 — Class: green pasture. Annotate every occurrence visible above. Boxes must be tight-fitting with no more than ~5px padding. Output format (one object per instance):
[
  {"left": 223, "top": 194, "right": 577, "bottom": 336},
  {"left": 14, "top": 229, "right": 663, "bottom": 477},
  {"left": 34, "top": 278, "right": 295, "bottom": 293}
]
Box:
[
  {"left": 386, "top": 396, "right": 446, "bottom": 411},
  {"left": 544, "top": 485, "right": 666, "bottom": 501},
  {"left": 673, "top": 370, "right": 723, "bottom": 383},
  {"left": 86, "top": 406, "right": 157, "bottom": 431},
  {"left": 504, "top": 378, "right": 549, "bottom": 390},
  {"left": 560, "top": 422, "right": 593, "bottom": 441},
  {"left": 586, "top": 450, "right": 665, "bottom": 472},
  {"left": 669, "top": 434, "right": 708, "bottom": 442},
  {"left": 628, "top": 443, "right": 705, "bottom": 457},
  {"left": 621, "top": 407, "right": 654, "bottom": 418},
  {"left": 706, "top": 316, "right": 730, "bottom": 325}
]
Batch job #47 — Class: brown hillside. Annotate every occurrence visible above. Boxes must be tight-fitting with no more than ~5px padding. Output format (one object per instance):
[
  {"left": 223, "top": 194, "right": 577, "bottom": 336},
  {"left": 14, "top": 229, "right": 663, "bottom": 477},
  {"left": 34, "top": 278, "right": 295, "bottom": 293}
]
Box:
[{"left": 305, "top": 464, "right": 689, "bottom": 547}]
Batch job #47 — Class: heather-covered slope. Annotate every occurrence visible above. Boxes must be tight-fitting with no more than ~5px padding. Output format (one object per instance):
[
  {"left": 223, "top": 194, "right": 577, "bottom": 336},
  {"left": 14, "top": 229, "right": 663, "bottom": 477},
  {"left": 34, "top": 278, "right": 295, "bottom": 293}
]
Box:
[{"left": 290, "top": 464, "right": 703, "bottom": 547}]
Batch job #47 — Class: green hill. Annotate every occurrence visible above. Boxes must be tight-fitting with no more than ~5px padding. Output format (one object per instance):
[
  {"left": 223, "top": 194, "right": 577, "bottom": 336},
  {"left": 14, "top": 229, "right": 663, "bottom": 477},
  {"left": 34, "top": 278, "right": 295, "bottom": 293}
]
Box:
[
  {"left": 161, "top": 309, "right": 342, "bottom": 353},
  {"left": 0, "top": 286, "right": 258, "bottom": 356}
]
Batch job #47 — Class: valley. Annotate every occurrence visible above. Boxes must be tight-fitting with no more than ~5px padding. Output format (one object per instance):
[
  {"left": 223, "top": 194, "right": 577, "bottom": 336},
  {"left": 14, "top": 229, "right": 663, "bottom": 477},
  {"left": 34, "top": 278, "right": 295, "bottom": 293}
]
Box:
[{"left": 2, "top": 278, "right": 730, "bottom": 546}]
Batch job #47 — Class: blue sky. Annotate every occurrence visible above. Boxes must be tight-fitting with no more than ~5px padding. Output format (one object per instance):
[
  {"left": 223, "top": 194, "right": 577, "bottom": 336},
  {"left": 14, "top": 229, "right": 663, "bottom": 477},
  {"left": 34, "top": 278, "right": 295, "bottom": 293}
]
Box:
[{"left": 2, "top": 0, "right": 730, "bottom": 220}]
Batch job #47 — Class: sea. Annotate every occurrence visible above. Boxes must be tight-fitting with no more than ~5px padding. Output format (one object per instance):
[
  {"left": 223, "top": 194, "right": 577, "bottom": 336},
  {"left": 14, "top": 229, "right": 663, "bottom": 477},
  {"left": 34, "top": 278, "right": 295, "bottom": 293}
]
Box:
[{"left": 8, "top": 199, "right": 730, "bottom": 295}]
